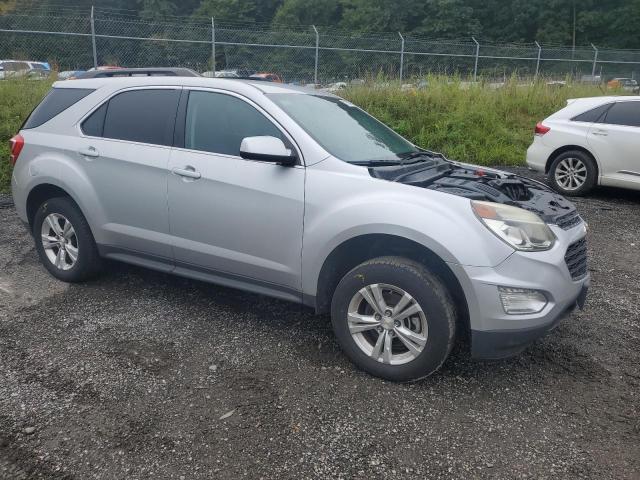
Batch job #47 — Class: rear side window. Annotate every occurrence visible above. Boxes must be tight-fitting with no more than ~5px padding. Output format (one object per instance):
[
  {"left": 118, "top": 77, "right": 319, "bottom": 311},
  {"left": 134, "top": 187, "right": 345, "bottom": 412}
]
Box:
[
  {"left": 87, "top": 89, "right": 180, "bottom": 146},
  {"left": 602, "top": 102, "right": 640, "bottom": 127},
  {"left": 23, "top": 88, "right": 94, "bottom": 129},
  {"left": 184, "top": 91, "right": 284, "bottom": 156},
  {"left": 571, "top": 103, "right": 611, "bottom": 123}
]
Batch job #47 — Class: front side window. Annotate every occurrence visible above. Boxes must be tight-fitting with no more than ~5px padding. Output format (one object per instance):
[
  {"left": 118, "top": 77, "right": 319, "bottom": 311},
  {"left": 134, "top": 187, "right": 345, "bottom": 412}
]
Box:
[
  {"left": 603, "top": 102, "right": 640, "bottom": 128},
  {"left": 268, "top": 93, "right": 418, "bottom": 163},
  {"left": 184, "top": 91, "right": 284, "bottom": 156}
]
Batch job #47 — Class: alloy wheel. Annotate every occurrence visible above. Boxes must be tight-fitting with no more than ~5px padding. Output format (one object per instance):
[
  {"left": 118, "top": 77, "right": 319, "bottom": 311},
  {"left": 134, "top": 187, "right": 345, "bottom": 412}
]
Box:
[
  {"left": 555, "top": 157, "right": 587, "bottom": 191},
  {"left": 347, "top": 283, "right": 428, "bottom": 365},
  {"left": 40, "top": 213, "right": 78, "bottom": 271}
]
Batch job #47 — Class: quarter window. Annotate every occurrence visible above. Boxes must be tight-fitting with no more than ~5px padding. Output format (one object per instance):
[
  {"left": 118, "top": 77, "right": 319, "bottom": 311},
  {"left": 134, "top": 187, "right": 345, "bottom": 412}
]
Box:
[
  {"left": 603, "top": 102, "right": 640, "bottom": 128},
  {"left": 184, "top": 91, "right": 284, "bottom": 156},
  {"left": 23, "top": 88, "right": 94, "bottom": 129},
  {"left": 571, "top": 103, "right": 611, "bottom": 123}
]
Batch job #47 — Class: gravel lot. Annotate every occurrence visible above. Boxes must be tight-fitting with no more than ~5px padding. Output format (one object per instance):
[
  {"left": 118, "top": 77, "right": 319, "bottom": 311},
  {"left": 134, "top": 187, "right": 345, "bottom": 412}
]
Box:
[{"left": 0, "top": 167, "right": 639, "bottom": 479}]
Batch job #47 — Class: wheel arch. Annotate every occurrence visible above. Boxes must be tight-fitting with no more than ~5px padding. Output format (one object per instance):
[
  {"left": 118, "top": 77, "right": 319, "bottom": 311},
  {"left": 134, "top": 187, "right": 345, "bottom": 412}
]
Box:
[
  {"left": 545, "top": 145, "right": 600, "bottom": 178},
  {"left": 313, "top": 233, "right": 469, "bottom": 333},
  {"left": 26, "top": 183, "right": 79, "bottom": 228}
]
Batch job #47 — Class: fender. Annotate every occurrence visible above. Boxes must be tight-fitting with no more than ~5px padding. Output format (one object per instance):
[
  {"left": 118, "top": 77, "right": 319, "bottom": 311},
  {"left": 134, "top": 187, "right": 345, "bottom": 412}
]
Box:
[
  {"left": 301, "top": 160, "right": 514, "bottom": 297},
  {"left": 19, "top": 147, "right": 108, "bottom": 243}
]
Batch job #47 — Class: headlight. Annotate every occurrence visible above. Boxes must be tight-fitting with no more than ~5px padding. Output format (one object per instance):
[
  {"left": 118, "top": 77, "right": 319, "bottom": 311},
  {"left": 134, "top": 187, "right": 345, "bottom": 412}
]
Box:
[{"left": 471, "top": 200, "right": 556, "bottom": 251}]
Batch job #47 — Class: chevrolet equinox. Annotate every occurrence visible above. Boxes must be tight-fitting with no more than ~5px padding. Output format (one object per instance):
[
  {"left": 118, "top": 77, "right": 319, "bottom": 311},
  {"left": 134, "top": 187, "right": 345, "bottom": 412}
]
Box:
[{"left": 10, "top": 74, "right": 589, "bottom": 381}]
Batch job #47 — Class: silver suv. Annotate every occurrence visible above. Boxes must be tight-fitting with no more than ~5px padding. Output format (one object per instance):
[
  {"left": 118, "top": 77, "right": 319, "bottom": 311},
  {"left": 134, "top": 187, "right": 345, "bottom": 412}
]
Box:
[{"left": 10, "top": 74, "right": 589, "bottom": 381}]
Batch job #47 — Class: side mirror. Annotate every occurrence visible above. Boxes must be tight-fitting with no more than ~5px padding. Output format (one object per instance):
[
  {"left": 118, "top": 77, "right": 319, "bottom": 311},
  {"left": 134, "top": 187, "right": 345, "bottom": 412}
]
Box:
[{"left": 239, "top": 136, "right": 297, "bottom": 166}]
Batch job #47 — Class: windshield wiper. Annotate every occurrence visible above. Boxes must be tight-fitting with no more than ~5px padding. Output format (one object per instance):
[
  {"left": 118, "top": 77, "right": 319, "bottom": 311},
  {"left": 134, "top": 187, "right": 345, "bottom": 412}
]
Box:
[
  {"left": 350, "top": 152, "right": 437, "bottom": 167},
  {"left": 349, "top": 159, "right": 404, "bottom": 166}
]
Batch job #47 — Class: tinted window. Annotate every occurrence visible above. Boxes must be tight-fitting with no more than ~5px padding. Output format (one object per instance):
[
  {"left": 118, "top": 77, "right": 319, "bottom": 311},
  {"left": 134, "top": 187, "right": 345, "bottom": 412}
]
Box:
[
  {"left": 102, "top": 89, "right": 180, "bottom": 145},
  {"left": 81, "top": 102, "right": 108, "bottom": 137},
  {"left": 184, "top": 91, "right": 284, "bottom": 156},
  {"left": 603, "top": 102, "right": 640, "bottom": 127},
  {"left": 23, "top": 88, "right": 94, "bottom": 129},
  {"left": 571, "top": 103, "right": 612, "bottom": 123}
]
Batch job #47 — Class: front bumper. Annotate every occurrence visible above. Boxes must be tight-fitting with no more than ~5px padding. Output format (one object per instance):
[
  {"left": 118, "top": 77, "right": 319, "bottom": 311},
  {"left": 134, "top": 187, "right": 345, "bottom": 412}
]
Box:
[{"left": 448, "top": 222, "right": 589, "bottom": 359}]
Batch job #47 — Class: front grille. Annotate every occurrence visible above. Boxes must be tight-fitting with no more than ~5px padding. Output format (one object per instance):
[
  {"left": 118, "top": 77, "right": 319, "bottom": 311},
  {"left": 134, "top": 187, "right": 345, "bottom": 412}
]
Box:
[
  {"left": 556, "top": 211, "right": 582, "bottom": 230},
  {"left": 565, "top": 238, "right": 588, "bottom": 280}
]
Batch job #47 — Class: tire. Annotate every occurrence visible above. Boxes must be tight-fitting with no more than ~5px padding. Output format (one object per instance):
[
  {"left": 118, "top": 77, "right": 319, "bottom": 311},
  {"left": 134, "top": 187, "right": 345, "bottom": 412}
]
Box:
[
  {"left": 33, "top": 196, "right": 102, "bottom": 282},
  {"left": 330, "top": 256, "right": 456, "bottom": 382},
  {"left": 548, "top": 150, "right": 597, "bottom": 196}
]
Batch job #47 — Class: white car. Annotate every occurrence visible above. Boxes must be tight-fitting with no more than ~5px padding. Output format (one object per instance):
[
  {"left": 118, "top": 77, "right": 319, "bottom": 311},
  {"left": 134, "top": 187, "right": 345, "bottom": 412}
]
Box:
[{"left": 527, "top": 96, "right": 640, "bottom": 195}]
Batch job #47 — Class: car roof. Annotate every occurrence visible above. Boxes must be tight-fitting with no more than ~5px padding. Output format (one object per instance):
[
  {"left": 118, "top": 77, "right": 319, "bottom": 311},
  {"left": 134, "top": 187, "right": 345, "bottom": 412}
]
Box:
[
  {"left": 52, "top": 76, "right": 330, "bottom": 96},
  {"left": 549, "top": 95, "right": 640, "bottom": 120}
]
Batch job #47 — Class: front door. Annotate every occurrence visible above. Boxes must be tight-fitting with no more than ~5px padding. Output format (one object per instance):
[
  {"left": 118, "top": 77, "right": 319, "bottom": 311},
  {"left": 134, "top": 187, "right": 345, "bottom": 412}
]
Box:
[
  {"left": 167, "top": 89, "right": 305, "bottom": 294},
  {"left": 587, "top": 100, "right": 640, "bottom": 186}
]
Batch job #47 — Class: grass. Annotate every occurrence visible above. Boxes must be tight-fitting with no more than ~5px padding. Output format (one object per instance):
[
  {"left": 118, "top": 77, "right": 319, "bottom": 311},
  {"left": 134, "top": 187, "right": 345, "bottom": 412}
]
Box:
[
  {"left": 0, "top": 79, "right": 51, "bottom": 192},
  {"left": 342, "top": 77, "right": 607, "bottom": 166},
  {"left": 0, "top": 77, "right": 608, "bottom": 193}
]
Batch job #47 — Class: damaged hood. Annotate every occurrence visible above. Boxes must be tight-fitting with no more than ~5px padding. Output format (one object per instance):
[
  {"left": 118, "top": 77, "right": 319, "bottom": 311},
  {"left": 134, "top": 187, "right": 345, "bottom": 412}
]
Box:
[{"left": 369, "top": 155, "right": 582, "bottom": 229}]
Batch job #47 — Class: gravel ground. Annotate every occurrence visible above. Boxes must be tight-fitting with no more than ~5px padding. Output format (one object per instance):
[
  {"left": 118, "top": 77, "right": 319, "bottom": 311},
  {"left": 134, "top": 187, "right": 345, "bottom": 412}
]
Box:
[{"left": 0, "top": 167, "right": 639, "bottom": 480}]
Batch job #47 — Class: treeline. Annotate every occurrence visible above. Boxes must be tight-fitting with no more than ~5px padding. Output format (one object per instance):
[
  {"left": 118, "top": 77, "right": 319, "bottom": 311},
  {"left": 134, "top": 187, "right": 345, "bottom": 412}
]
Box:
[{"left": 6, "top": 0, "right": 640, "bottom": 49}]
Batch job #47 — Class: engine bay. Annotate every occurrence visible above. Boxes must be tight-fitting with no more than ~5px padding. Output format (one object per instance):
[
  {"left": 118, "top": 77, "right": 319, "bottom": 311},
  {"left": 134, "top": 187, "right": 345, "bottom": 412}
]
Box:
[{"left": 369, "top": 155, "right": 581, "bottom": 226}]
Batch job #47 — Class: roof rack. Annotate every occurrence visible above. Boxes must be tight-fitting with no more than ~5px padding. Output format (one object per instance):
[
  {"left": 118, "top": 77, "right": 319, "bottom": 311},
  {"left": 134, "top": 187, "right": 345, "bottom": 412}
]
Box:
[{"left": 78, "top": 67, "right": 200, "bottom": 79}]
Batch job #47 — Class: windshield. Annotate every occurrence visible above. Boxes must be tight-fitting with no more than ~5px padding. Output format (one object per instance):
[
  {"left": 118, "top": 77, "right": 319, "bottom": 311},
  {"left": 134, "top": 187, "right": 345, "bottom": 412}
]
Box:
[{"left": 268, "top": 93, "right": 418, "bottom": 163}]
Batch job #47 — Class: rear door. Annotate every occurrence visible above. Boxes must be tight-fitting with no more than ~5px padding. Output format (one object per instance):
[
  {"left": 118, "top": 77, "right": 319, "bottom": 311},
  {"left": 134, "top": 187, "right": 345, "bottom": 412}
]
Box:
[
  {"left": 587, "top": 100, "right": 640, "bottom": 186},
  {"left": 77, "top": 87, "right": 181, "bottom": 260},
  {"left": 167, "top": 89, "right": 305, "bottom": 294}
]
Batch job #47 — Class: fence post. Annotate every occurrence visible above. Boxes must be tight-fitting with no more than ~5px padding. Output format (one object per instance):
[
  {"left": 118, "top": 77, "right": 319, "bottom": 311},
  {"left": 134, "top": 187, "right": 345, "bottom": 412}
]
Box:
[
  {"left": 472, "top": 37, "right": 480, "bottom": 81},
  {"left": 90, "top": 5, "right": 97, "bottom": 68},
  {"left": 312, "top": 25, "right": 319, "bottom": 84},
  {"left": 398, "top": 32, "right": 405, "bottom": 83},
  {"left": 591, "top": 43, "right": 598, "bottom": 78},
  {"left": 211, "top": 18, "right": 216, "bottom": 74},
  {"left": 534, "top": 41, "right": 542, "bottom": 78}
]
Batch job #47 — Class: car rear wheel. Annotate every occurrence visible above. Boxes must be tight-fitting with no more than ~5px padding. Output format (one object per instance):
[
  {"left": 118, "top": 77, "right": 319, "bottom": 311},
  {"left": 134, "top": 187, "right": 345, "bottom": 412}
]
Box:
[
  {"left": 548, "top": 150, "right": 597, "bottom": 196},
  {"left": 33, "top": 197, "right": 102, "bottom": 282},
  {"left": 330, "top": 256, "right": 456, "bottom": 382}
]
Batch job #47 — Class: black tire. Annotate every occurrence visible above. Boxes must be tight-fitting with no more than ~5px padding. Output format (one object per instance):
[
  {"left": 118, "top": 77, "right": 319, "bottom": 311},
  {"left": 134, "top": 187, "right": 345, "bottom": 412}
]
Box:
[
  {"left": 330, "top": 256, "right": 456, "bottom": 382},
  {"left": 33, "top": 196, "right": 102, "bottom": 282},
  {"left": 548, "top": 150, "right": 597, "bottom": 196}
]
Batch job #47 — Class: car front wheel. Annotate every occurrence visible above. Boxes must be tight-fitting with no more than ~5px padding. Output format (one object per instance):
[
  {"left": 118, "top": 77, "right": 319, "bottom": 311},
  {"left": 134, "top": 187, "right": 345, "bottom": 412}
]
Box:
[{"left": 330, "top": 256, "right": 456, "bottom": 382}]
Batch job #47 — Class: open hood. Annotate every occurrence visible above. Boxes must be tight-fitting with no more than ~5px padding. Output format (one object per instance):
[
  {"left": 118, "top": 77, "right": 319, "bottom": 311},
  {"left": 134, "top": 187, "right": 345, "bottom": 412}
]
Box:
[{"left": 369, "top": 156, "right": 582, "bottom": 229}]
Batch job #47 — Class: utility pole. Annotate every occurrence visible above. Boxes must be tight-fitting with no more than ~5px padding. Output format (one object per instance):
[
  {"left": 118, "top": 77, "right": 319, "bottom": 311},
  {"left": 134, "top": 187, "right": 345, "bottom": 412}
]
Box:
[{"left": 572, "top": 0, "right": 576, "bottom": 59}]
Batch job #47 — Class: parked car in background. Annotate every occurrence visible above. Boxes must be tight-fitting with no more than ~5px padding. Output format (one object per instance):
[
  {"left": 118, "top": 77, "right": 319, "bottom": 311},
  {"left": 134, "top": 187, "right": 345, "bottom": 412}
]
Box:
[
  {"left": 10, "top": 73, "right": 588, "bottom": 381},
  {"left": 214, "top": 70, "right": 240, "bottom": 78},
  {"left": 249, "top": 72, "right": 282, "bottom": 82},
  {"left": 0, "top": 59, "right": 51, "bottom": 79},
  {"left": 57, "top": 70, "right": 86, "bottom": 80},
  {"left": 607, "top": 78, "right": 640, "bottom": 94},
  {"left": 325, "top": 81, "right": 347, "bottom": 93},
  {"left": 527, "top": 96, "right": 640, "bottom": 195}
]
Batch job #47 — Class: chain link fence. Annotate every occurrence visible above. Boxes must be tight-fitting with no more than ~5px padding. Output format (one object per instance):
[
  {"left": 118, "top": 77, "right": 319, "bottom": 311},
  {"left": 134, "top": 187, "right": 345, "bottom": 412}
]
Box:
[{"left": 1, "top": 6, "right": 639, "bottom": 83}]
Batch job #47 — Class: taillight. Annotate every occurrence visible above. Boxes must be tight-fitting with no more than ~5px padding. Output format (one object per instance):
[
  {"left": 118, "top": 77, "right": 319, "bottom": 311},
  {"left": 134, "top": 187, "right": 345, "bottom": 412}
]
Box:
[
  {"left": 9, "top": 134, "right": 24, "bottom": 166},
  {"left": 535, "top": 122, "right": 550, "bottom": 136}
]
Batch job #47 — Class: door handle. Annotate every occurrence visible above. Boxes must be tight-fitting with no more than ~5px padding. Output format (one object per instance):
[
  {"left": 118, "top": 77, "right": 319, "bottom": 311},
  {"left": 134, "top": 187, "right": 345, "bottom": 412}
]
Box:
[
  {"left": 592, "top": 129, "right": 608, "bottom": 136},
  {"left": 172, "top": 166, "right": 201, "bottom": 180},
  {"left": 78, "top": 147, "right": 100, "bottom": 158}
]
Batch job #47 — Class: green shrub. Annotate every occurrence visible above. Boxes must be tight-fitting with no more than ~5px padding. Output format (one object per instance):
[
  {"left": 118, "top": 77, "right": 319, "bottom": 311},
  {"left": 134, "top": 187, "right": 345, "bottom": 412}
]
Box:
[{"left": 1, "top": 79, "right": 51, "bottom": 192}]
